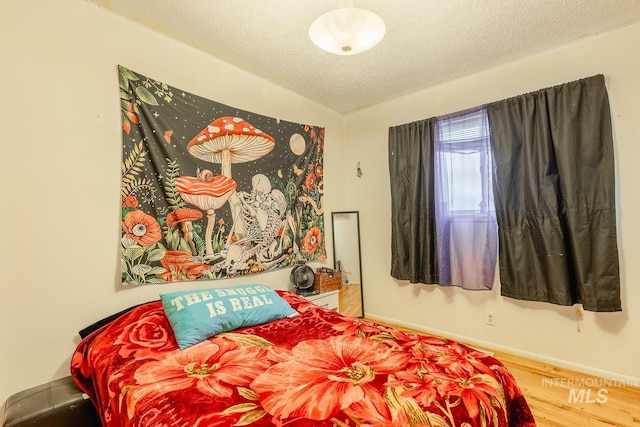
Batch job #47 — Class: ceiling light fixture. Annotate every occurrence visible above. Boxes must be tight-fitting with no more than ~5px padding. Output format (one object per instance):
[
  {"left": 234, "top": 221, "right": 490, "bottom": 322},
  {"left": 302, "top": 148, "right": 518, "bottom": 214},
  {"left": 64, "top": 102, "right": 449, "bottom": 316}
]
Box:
[{"left": 309, "top": 0, "right": 386, "bottom": 56}]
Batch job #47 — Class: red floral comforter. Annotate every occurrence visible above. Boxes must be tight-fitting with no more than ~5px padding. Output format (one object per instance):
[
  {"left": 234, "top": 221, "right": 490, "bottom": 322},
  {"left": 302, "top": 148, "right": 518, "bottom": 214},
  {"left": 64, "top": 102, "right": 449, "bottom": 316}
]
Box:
[{"left": 71, "top": 291, "right": 536, "bottom": 426}]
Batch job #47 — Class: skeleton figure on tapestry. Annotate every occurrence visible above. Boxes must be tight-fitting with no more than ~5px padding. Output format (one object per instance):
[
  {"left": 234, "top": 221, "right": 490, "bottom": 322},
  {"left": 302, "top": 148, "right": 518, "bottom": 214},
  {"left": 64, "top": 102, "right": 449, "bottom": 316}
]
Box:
[{"left": 212, "top": 174, "right": 299, "bottom": 274}]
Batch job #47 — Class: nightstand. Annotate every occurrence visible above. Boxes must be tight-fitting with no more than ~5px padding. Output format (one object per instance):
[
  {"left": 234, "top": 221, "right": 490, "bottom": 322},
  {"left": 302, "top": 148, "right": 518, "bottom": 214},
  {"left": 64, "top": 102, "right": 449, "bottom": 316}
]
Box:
[{"left": 303, "top": 290, "right": 340, "bottom": 311}]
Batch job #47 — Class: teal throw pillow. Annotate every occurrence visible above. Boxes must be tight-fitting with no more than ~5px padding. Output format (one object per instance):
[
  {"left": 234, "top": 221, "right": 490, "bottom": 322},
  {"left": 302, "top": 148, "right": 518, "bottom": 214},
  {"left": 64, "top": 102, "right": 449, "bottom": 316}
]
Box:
[{"left": 160, "top": 284, "right": 298, "bottom": 349}]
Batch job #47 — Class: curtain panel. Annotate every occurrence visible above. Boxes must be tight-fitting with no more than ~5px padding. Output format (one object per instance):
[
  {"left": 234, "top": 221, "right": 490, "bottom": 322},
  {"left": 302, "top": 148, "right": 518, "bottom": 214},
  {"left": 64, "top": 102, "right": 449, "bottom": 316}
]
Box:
[
  {"left": 487, "top": 74, "right": 621, "bottom": 312},
  {"left": 388, "top": 119, "right": 439, "bottom": 284}
]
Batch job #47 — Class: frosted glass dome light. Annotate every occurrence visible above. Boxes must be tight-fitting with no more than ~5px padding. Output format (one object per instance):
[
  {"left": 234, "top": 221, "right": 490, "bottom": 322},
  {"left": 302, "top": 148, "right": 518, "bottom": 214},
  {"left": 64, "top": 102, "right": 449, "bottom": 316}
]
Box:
[{"left": 309, "top": 4, "right": 386, "bottom": 55}]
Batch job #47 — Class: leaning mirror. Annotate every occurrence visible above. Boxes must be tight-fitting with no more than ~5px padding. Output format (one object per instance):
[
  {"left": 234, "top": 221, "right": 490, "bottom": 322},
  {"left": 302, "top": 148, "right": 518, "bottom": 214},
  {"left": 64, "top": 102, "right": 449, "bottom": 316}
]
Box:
[{"left": 332, "top": 211, "right": 364, "bottom": 317}]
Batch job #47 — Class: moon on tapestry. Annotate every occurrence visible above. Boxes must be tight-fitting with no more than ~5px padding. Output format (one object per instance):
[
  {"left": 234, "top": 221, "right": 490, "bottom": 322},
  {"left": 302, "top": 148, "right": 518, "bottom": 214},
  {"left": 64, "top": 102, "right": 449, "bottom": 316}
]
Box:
[
  {"left": 118, "top": 65, "right": 326, "bottom": 285},
  {"left": 289, "top": 133, "right": 306, "bottom": 155}
]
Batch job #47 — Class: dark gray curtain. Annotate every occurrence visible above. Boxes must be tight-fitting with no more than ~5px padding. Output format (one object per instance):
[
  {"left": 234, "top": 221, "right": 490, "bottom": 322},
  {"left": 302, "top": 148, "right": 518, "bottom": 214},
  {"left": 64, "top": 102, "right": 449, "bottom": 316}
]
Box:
[
  {"left": 487, "top": 75, "right": 621, "bottom": 312},
  {"left": 388, "top": 118, "right": 438, "bottom": 284}
]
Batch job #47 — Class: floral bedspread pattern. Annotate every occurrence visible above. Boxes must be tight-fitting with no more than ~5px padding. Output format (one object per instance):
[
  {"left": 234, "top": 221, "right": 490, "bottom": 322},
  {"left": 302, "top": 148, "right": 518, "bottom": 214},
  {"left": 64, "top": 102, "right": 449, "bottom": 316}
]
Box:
[{"left": 71, "top": 291, "right": 536, "bottom": 427}]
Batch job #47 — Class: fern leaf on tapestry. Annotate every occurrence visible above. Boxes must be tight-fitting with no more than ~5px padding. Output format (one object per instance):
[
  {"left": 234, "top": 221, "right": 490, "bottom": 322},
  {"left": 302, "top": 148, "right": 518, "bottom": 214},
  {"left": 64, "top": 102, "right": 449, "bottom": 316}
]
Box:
[{"left": 118, "top": 66, "right": 326, "bottom": 285}]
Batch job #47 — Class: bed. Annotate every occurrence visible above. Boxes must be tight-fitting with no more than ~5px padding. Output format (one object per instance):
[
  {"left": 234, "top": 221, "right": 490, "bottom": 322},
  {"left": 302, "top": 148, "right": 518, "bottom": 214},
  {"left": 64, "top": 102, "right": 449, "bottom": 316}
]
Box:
[{"left": 71, "top": 286, "right": 536, "bottom": 427}]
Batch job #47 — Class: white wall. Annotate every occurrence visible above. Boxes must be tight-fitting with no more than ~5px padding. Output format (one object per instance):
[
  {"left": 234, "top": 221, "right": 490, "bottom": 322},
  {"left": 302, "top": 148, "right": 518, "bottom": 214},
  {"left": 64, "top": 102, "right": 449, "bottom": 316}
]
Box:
[
  {"left": 348, "top": 22, "right": 640, "bottom": 382},
  {"left": 0, "top": 0, "right": 345, "bottom": 404}
]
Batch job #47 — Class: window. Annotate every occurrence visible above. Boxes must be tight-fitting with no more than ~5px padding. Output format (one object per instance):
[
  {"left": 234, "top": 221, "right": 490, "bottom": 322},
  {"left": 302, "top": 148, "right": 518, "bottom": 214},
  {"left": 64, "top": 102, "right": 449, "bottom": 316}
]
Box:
[
  {"left": 433, "top": 107, "right": 497, "bottom": 289},
  {"left": 435, "top": 108, "right": 494, "bottom": 216}
]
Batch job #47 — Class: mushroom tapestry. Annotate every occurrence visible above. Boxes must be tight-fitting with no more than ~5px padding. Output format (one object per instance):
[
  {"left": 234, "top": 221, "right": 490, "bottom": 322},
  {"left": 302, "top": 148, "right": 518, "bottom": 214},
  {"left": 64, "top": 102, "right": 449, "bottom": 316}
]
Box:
[{"left": 119, "top": 66, "right": 326, "bottom": 285}]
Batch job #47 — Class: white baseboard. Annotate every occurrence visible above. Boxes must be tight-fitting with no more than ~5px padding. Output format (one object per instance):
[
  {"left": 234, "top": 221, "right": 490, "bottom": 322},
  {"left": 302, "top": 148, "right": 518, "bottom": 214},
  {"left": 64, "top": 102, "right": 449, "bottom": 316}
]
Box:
[{"left": 366, "top": 313, "right": 640, "bottom": 386}]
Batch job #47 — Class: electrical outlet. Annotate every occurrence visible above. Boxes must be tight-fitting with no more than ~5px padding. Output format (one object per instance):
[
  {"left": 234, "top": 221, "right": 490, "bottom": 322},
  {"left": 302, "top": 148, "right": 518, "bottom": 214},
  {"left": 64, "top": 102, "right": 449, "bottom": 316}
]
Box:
[{"left": 486, "top": 311, "right": 495, "bottom": 326}]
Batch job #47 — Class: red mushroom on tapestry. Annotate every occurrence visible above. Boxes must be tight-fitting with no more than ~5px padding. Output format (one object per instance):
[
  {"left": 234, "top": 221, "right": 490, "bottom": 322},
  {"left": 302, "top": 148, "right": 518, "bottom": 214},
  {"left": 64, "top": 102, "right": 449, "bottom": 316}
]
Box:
[
  {"left": 157, "top": 250, "right": 210, "bottom": 282},
  {"left": 187, "top": 116, "right": 275, "bottom": 178},
  {"left": 175, "top": 173, "right": 237, "bottom": 256},
  {"left": 166, "top": 207, "right": 203, "bottom": 243},
  {"left": 187, "top": 117, "right": 275, "bottom": 236}
]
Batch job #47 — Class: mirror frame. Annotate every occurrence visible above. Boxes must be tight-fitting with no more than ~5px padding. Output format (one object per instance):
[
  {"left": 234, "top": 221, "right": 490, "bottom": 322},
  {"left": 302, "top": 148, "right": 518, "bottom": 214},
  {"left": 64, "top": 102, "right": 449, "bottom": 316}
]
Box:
[{"left": 331, "top": 211, "right": 364, "bottom": 317}]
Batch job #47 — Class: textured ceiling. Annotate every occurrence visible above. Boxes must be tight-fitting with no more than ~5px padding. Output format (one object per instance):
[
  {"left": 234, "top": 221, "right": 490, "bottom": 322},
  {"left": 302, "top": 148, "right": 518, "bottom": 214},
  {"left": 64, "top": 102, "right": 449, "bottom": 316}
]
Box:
[{"left": 88, "top": 0, "right": 640, "bottom": 114}]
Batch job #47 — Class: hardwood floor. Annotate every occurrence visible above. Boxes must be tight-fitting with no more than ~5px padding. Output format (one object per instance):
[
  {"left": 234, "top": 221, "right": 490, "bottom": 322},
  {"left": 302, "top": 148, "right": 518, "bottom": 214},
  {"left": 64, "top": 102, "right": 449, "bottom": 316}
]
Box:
[
  {"left": 493, "top": 349, "right": 640, "bottom": 426},
  {"left": 371, "top": 320, "right": 640, "bottom": 426},
  {"left": 338, "top": 283, "right": 362, "bottom": 317}
]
